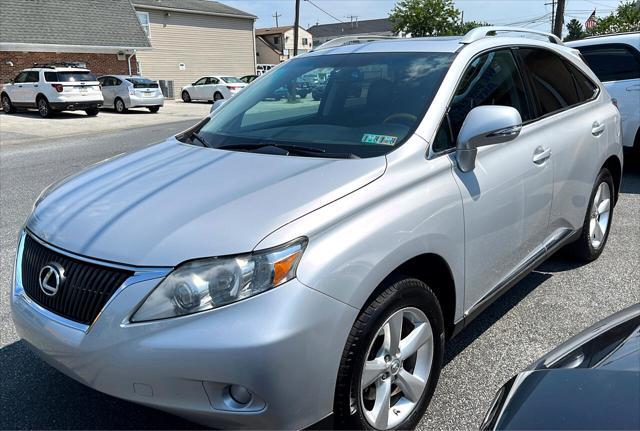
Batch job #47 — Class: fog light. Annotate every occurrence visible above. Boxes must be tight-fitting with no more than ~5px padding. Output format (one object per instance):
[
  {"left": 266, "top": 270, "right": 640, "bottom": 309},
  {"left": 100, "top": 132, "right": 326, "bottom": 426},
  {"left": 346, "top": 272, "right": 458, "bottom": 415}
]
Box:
[{"left": 229, "top": 384, "right": 252, "bottom": 405}]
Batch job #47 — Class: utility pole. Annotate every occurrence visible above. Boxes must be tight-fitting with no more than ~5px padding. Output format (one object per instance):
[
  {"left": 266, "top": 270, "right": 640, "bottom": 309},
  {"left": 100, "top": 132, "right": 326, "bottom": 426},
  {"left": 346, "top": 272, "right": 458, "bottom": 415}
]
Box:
[
  {"left": 293, "top": 0, "right": 301, "bottom": 57},
  {"left": 273, "top": 11, "right": 282, "bottom": 27},
  {"left": 552, "top": 0, "right": 565, "bottom": 38},
  {"left": 347, "top": 15, "right": 359, "bottom": 28},
  {"left": 461, "top": 11, "right": 464, "bottom": 25},
  {"left": 545, "top": 0, "right": 556, "bottom": 33}
]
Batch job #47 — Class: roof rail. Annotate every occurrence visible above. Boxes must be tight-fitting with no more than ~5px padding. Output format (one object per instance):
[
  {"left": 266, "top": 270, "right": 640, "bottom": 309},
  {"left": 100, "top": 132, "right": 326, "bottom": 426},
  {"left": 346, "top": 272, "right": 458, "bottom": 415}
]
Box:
[
  {"left": 313, "top": 35, "right": 397, "bottom": 51},
  {"left": 460, "top": 26, "right": 563, "bottom": 45},
  {"left": 31, "top": 61, "right": 86, "bottom": 69}
]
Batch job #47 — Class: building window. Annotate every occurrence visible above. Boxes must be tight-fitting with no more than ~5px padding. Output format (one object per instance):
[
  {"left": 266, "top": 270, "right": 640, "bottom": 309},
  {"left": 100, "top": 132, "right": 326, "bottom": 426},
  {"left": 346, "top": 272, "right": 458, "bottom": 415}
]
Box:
[
  {"left": 302, "top": 38, "right": 308, "bottom": 46},
  {"left": 273, "top": 36, "right": 280, "bottom": 45},
  {"left": 137, "top": 11, "right": 150, "bottom": 37}
]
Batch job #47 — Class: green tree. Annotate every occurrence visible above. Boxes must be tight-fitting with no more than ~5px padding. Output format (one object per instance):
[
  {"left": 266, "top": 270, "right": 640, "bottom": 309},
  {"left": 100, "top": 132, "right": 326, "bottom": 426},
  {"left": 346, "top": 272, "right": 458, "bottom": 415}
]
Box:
[
  {"left": 564, "top": 18, "right": 585, "bottom": 41},
  {"left": 586, "top": 1, "right": 640, "bottom": 36},
  {"left": 390, "top": 0, "right": 461, "bottom": 36},
  {"left": 455, "top": 20, "right": 491, "bottom": 35}
]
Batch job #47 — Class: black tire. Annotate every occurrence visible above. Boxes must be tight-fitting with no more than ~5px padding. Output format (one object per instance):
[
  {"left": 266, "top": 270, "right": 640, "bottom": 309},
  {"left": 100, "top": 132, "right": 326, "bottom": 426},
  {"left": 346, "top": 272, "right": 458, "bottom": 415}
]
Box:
[
  {"left": 37, "top": 96, "right": 52, "bottom": 118},
  {"left": 334, "top": 277, "right": 444, "bottom": 430},
  {"left": 114, "top": 98, "right": 127, "bottom": 113},
  {"left": 565, "top": 168, "right": 615, "bottom": 262},
  {"left": 148, "top": 106, "right": 160, "bottom": 113},
  {"left": 85, "top": 108, "right": 99, "bottom": 116},
  {"left": 182, "top": 91, "right": 191, "bottom": 103},
  {"left": 1, "top": 93, "right": 15, "bottom": 113},
  {"left": 213, "top": 91, "right": 224, "bottom": 102}
]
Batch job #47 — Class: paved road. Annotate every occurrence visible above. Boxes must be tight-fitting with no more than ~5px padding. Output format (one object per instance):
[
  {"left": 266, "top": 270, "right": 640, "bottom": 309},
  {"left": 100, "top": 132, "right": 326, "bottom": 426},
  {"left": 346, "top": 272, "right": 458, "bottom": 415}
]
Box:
[{"left": 1, "top": 124, "right": 638, "bottom": 429}]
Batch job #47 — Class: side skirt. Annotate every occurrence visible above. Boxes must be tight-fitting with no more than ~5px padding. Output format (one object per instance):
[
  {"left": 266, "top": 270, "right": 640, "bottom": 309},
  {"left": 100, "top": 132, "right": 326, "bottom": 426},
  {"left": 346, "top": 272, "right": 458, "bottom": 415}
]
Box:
[{"left": 451, "top": 228, "right": 580, "bottom": 337}]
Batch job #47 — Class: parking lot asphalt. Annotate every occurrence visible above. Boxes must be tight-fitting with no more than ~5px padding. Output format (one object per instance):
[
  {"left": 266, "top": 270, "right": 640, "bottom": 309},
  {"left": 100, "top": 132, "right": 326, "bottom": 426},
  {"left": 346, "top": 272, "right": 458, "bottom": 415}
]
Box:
[
  {"left": 0, "top": 100, "right": 211, "bottom": 145},
  {"left": 0, "top": 121, "right": 638, "bottom": 429}
]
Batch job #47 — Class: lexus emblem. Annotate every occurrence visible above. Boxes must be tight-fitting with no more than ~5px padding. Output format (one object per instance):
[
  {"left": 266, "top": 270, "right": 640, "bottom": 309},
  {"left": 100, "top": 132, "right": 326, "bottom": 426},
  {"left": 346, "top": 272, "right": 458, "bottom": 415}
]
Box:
[{"left": 39, "top": 263, "right": 64, "bottom": 297}]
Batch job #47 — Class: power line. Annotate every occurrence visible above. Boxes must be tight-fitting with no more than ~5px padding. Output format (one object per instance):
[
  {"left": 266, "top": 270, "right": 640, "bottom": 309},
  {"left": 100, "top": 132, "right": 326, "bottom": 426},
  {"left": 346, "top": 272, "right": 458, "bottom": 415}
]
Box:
[{"left": 304, "top": 0, "right": 344, "bottom": 23}]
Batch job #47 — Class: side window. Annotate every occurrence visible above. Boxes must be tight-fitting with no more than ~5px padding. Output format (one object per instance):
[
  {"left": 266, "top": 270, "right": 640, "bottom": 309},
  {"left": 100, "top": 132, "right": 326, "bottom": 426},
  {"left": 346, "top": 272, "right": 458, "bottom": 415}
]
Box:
[
  {"left": 210, "top": 78, "right": 219, "bottom": 85},
  {"left": 14, "top": 72, "right": 29, "bottom": 83},
  {"left": 518, "top": 48, "right": 580, "bottom": 117},
  {"left": 113, "top": 78, "right": 122, "bottom": 86},
  {"left": 45, "top": 72, "right": 58, "bottom": 82},
  {"left": 578, "top": 44, "right": 640, "bottom": 82},
  {"left": 566, "top": 62, "right": 599, "bottom": 102},
  {"left": 434, "top": 49, "right": 530, "bottom": 152},
  {"left": 26, "top": 71, "right": 40, "bottom": 83},
  {"left": 194, "top": 78, "right": 207, "bottom": 86}
]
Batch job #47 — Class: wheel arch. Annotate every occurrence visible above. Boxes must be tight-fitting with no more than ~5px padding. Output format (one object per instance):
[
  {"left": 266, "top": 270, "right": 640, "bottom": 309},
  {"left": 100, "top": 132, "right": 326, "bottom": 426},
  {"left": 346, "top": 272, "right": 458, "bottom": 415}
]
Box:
[
  {"left": 602, "top": 155, "right": 622, "bottom": 205},
  {"left": 365, "top": 253, "right": 457, "bottom": 339},
  {"left": 36, "top": 92, "right": 49, "bottom": 102}
]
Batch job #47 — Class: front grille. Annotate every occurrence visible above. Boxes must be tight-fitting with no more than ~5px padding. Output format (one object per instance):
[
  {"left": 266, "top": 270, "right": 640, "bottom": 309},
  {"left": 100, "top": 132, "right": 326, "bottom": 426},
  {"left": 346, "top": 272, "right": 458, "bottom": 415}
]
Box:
[{"left": 21, "top": 234, "right": 134, "bottom": 325}]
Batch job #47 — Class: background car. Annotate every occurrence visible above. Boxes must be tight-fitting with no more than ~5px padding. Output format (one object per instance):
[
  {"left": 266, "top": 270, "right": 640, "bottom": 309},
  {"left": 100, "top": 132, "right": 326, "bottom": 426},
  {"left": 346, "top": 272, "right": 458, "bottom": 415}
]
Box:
[
  {"left": 1, "top": 63, "right": 102, "bottom": 118},
  {"left": 181, "top": 76, "right": 247, "bottom": 103},
  {"left": 239, "top": 75, "right": 258, "bottom": 84},
  {"left": 481, "top": 304, "right": 640, "bottom": 430},
  {"left": 568, "top": 33, "right": 640, "bottom": 152},
  {"left": 98, "top": 75, "right": 164, "bottom": 113}
]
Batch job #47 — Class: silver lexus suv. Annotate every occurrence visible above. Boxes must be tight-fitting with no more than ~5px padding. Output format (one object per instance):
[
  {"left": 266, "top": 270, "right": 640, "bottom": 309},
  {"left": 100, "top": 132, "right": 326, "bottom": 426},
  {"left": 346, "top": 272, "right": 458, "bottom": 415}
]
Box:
[{"left": 11, "top": 28, "right": 622, "bottom": 430}]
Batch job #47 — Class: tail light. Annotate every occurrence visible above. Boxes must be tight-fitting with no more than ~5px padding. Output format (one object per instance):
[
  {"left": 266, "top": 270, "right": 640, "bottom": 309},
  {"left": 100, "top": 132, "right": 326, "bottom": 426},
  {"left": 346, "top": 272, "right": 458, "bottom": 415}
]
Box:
[
  {"left": 128, "top": 87, "right": 135, "bottom": 95},
  {"left": 227, "top": 86, "right": 240, "bottom": 91},
  {"left": 51, "top": 83, "right": 63, "bottom": 93}
]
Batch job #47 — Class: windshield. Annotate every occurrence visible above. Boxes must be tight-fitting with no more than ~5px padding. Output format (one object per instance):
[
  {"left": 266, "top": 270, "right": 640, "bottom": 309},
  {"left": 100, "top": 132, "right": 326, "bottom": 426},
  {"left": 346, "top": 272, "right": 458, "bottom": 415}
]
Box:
[
  {"left": 46, "top": 71, "right": 97, "bottom": 82},
  {"left": 222, "top": 77, "right": 243, "bottom": 83},
  {"left": 188, "top": 52, "right": 454, "bottom": 158},
  {"left": 126, "top": 77, "right": 159, "bottom": 88}
]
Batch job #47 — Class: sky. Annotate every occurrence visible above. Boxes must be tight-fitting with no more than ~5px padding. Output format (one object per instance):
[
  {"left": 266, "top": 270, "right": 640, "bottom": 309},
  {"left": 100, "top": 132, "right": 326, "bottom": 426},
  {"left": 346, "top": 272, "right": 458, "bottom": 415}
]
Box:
[{"left": 220, "top": 0, "right": 624, "bottom": 35}]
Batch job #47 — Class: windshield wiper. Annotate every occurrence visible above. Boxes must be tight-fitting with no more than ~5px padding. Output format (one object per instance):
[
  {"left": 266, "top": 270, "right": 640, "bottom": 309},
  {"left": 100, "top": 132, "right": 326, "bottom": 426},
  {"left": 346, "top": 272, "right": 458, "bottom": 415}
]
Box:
[
  {"left": 187, "top": 132, "right": 211, "bottom": 148},
  {"left": 217, "top": 142, "right": 359, "bottom": 159}
]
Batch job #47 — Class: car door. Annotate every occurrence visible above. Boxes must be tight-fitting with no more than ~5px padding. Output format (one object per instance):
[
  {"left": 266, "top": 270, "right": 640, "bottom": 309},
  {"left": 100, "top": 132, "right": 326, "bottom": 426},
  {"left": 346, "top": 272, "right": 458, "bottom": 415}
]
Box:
[
  {"left": 191, "top": 77, "right": 207, "bottom": 100},
  {"left": 577, "top": 43, "right": 640, "bottom": 148},
  {"left": 99, "top": 77, "right": 113, "bottom": 106},
  {"left": 437, "top": 48, "right": 553, "bottom": 313},
  {"left": 8, "top": 71, "right": 28, "bottom": 103},
  {"left": 21, "top": 71, "right": 39, "bottom": 106},
  {"left": 516, "top": 47, "right": 609, "bottom": 236}
]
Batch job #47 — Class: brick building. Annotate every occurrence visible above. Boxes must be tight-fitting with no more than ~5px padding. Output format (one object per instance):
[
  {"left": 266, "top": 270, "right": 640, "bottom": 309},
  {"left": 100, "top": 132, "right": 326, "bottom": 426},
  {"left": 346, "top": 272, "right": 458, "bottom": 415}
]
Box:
[{"left": 0, "top": 0, "right": 151, "bottom": 85}]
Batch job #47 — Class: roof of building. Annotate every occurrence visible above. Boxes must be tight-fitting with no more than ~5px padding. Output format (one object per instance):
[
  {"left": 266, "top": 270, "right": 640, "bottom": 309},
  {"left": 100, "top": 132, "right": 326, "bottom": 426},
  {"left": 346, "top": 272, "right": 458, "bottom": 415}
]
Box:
[
  {"left": 133, "top": 0, "right": 256, "bottom": 19},
  {"left": 256, "top": 36, "right": 283, "bottom": 55},
  {"left": 307, "top": 18, "right": 394, "bottom": 38},
  {"left": 256, "top": 26, "right": 296, "bottom": 36},
  {"left": 0, "top": 0, "right": 151, "bottom": 49}
]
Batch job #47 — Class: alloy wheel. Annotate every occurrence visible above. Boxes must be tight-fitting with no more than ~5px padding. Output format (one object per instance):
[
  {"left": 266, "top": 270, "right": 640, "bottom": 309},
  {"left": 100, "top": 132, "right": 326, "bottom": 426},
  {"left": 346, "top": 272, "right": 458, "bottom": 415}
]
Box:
[
  {"left": 589, "top": 181, "right": 611, "bottom": 249},
  {"left": 116, "top": 99, "right": 125, "bottom": 113},
  {"left": 2, "top": 96, "right": 10, "bottom": 112},
  {"left": 359, "top": 307, "right": 433, "bottom": 430},
  {"left": 38, "top": 99, "right": 48, "bottom": 117}
]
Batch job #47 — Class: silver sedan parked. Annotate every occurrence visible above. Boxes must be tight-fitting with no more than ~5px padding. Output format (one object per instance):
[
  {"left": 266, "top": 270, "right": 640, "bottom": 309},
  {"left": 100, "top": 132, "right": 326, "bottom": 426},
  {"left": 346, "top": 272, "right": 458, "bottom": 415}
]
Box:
[{"left": 98, "top": 75, "right": 164, "bottom": 113}]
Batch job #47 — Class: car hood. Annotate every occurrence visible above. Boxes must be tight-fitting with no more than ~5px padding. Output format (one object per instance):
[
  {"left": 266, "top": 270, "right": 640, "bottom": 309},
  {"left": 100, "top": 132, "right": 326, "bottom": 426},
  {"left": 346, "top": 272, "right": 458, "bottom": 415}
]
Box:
[{"left": 27, "top": 138, "right": 386, "bottom": 267}]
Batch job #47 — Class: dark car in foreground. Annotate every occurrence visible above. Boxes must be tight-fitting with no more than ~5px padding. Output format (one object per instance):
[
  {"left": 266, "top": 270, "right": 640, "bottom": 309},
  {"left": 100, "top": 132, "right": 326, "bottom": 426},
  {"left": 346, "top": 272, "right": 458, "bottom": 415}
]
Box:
[{"left": 481, "top": 304, "right": 640, "bottom": 430}]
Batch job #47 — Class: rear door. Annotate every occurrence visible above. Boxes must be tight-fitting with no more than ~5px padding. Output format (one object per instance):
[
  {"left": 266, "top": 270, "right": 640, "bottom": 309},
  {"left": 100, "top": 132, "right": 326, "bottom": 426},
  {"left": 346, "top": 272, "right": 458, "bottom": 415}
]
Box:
[
  {"left": 98, "top": 77, "right": 115, "bottom": 106},
  {"left": 516, "top": 47, "right": 608, "bottom": 236},
  {"left": 439, "top": 48, "right": 553, "bottom": 312},
  {"left": 577, "top": 43, "right": 640, "bottom": 148}
]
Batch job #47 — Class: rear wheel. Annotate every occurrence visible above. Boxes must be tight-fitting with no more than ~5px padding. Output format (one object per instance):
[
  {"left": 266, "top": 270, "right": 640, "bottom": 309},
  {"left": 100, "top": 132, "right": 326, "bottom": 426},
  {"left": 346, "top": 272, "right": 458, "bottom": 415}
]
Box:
[
  {"left": 148, "top": 106, "right": 160, "bottom": 113},
  {"left": 1, "top": 93, "right": 15, "bottom": 113},
  {"left": 213, "top": 91, "right": 224, "bottom": 101},
  {"left": 334, "top": 277, "right": 444, "bottom": 430},
  {"left": 565, "top": 168, "right": 614, "bottom": 262},
  {"left": 182, "top": 91, "right": 191, "bottom": 103},
  {"left": 114, "top": 98, "right": 127, "bottom": 113},
  {"left": 37, "top": 96, "right": 52, "bottom": 118},
  {"left": 85, "top": 107, "right": 99, "bottom": 116}
]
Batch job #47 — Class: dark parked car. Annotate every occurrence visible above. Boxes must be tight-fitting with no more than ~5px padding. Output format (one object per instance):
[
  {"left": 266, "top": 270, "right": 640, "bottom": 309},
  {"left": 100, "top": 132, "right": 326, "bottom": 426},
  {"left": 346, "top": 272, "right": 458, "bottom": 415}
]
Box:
[{"left": 481, "top": 304, "right": 640, "bottom": 430}]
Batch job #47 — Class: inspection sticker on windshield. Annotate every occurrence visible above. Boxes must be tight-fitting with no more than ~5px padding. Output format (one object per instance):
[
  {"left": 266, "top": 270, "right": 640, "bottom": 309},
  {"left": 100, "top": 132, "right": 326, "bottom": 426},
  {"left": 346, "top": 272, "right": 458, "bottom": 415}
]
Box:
[{"left": 362, "top": 133, "right": 397, "bottom": 146}]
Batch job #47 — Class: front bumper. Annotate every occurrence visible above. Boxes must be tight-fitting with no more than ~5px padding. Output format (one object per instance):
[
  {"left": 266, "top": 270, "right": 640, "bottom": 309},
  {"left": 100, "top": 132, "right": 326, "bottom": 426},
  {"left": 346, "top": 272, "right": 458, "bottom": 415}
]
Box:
[
  {"left": 11, "top": 232, "right": 357, "bottom": 429},
  {"left": 128, "top": 94, "right": 164, "bottom": 108}
]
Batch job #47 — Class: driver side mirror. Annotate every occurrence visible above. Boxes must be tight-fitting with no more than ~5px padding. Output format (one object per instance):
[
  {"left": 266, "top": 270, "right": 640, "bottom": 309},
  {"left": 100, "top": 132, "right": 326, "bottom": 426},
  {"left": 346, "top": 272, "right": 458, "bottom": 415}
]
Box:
[{"left": 455, "top": 105, "right": 522, "bottom": 172}]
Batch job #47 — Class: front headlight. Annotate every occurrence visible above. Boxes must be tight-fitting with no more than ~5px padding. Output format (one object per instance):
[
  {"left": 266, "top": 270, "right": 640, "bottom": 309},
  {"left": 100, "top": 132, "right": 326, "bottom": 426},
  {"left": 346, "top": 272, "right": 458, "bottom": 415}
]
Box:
[{"left": 130, "top": 238, "right": 307, "bottom": 322}]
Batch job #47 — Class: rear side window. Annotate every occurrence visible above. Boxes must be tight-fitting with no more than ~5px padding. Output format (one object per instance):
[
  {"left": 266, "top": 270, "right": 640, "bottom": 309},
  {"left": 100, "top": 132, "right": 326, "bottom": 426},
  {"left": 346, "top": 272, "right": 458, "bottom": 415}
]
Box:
[
  {"left": 518, "top": 48, "right": 581, "bottom": 117},
  {"left": 435, "top": 49, "right": 531, "bottom": 152},
  {"left": 55, "top": 71, "right": 97, "bottom": 82},
  {"left": 577, "top": 43, "right": 640, "bottom": 82},
  {"left": 44, "top": 72, "right": 58, "bottom": 82},
  {"left": 566, "top": 62, "right": 599, "bottom": 102}
]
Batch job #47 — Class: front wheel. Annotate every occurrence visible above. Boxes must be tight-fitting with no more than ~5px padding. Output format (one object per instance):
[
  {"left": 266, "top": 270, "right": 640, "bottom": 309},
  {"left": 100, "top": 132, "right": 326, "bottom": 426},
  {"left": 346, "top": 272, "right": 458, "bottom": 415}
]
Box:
[
  {"left": 565, "top": 168, "right": 614, "bottom": 262},
  {"left": 1, "top": 94, "right": 15, "bottom": 113},
  {"left": 334, "top": 278, "right": 444, "bottom": 430},
  {"left": 182, "top": 91, "right": 191, "bottom": 103}
]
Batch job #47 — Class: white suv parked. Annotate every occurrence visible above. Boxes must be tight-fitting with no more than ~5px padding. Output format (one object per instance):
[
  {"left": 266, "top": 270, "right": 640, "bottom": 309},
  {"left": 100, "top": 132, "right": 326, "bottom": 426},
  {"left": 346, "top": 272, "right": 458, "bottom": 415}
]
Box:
[{"left": 1, "top": 64, "right": 103, "bottom": 118}]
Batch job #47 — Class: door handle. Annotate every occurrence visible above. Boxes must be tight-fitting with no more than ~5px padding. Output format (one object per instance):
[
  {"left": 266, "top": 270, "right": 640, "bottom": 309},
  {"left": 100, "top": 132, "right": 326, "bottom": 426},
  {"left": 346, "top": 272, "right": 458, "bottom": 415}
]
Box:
[
  {"left": 17, "top": 85, "right": 22, "bottom": 87},
  {"left": 34, "top": 84, "right": 38, "bottom": 88},
  {"left": 533, "top": 146, "right": 551, "bottom": 164},
  {"left": 592, "top": 121, "right": 605, "bottom": 137}
]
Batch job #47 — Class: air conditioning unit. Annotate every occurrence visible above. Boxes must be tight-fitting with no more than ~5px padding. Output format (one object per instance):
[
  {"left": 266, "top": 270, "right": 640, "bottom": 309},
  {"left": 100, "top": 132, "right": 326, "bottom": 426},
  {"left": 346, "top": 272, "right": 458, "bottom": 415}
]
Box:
[
  {"left": 117, "top": 52, "right": 127, "bottom": 61},
  {"left": 158, "top": 80, "right": 175, "bottom": 99}
]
